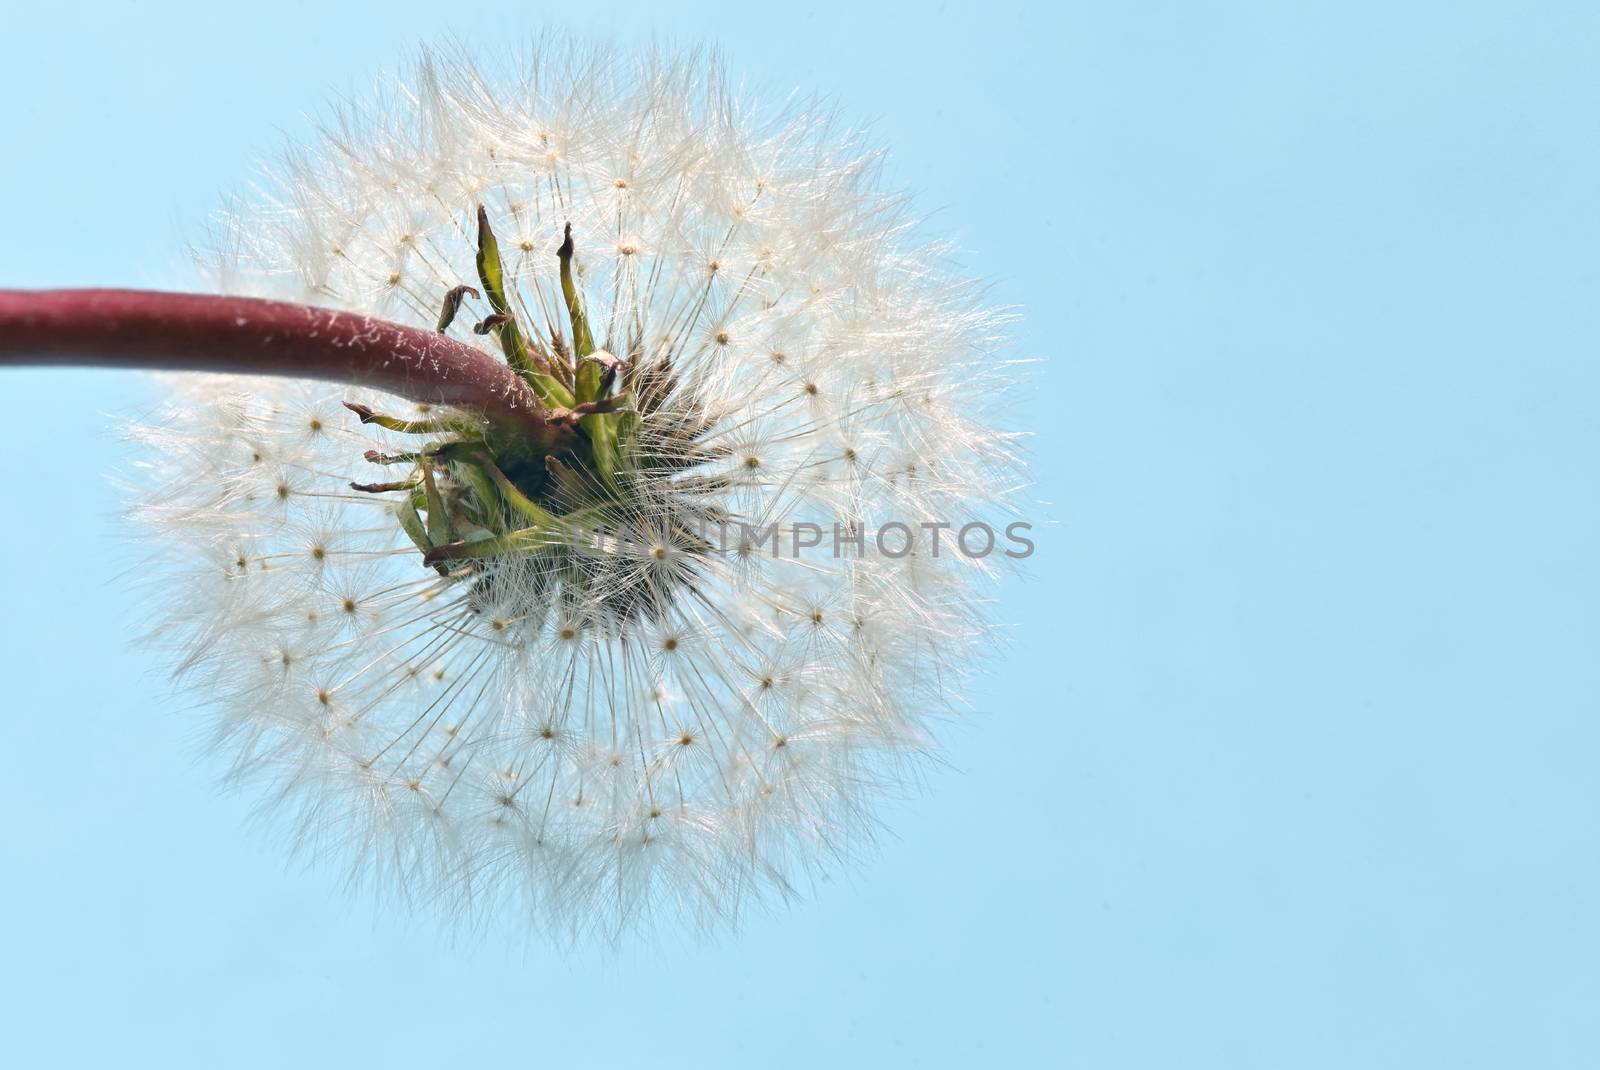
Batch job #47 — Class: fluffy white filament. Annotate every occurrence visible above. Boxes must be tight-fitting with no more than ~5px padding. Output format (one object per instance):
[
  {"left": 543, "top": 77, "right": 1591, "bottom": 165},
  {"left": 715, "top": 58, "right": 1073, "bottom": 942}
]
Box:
[{"left": 131, "top": 43, "right": 1023, "bottom": 938}]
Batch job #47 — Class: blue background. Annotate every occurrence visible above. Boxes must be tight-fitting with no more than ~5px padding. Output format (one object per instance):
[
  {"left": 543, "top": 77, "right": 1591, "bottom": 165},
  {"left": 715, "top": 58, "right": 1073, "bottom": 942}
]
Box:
[{"left": 4, "top": 2, "right": 1597, "bottom": 1066}]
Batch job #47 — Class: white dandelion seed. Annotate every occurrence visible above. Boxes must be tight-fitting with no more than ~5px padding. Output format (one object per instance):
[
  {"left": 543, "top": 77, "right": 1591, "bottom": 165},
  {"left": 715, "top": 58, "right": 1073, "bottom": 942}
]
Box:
[{"left": 107, "top": 42, "right": 1028, "bottom": 938}]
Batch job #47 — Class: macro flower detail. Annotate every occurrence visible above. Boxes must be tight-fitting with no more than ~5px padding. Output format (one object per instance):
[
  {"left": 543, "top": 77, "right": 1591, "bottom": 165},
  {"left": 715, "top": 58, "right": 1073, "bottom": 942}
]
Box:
[{"left": 127, "top": 45, "right": 1023, "bottom": 936}]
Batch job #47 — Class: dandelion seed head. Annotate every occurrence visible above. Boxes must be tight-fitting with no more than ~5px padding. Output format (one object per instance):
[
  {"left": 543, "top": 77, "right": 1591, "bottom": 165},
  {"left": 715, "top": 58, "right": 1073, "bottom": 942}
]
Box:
[{"left": 132, "top": 41, "right": 1024, "bottom": 940}]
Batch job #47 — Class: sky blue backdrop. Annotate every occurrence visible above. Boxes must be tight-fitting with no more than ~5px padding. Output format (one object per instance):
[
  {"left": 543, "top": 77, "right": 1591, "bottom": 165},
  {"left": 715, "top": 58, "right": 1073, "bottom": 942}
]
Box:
[{"left": 4, "top": 2, "right": 1597, "bottom": 1066}]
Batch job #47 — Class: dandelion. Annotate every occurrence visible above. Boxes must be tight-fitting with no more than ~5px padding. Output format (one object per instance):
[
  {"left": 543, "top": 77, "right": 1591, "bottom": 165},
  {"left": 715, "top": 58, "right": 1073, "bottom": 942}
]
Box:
[{"left": 0, "top": 42, "right": 1025, "bottom": 937}]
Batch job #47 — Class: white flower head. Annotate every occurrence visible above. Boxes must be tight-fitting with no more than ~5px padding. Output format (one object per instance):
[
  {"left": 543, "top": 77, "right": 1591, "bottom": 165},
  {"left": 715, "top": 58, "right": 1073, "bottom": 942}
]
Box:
[{"left": 134, "top": 41, "right": 1026, "bottom": 939}]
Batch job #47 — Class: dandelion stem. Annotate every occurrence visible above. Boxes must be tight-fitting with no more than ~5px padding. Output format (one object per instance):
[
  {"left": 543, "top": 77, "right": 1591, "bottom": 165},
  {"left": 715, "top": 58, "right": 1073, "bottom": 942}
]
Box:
[{"left": 0, "top": 288, "right": 552, "bottom": 441}]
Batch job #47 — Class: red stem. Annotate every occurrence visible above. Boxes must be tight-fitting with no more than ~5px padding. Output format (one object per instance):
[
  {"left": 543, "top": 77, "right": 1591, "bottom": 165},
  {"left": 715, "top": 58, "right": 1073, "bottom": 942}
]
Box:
[{"left": 0, "top": 288, "right": 548, "bottom": 438}]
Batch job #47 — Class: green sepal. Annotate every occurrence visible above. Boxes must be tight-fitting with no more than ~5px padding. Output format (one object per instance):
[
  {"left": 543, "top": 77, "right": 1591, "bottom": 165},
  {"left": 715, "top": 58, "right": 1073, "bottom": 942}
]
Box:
[
  {"left": 435, "top": 284, "right": 480, "bottom": 334},
  {"left": 453, "top": 459, "right": 507, "bottom": 535},
  {"left": 394, "top": 496, "right": 429, "bottom": 550},
  {"left": 613, "top": 407, "right": 641, "bottom": 457},
  {"left": 474, "top": 452, "right": 561, "bottom": 527},
  {"left": 558, "top": 222, "right": 597, "bottom": 365},
  {"left": 527, "top": 367, "right": 576, "bottom": 409},
  {"left": 475, "top": 206, "right": 513, "bottom": 317},
  {"left": 395, "top": 496, "right": 452, "bottom": 576},
  {"left": 420, "top": 464, "right": 457, "bottom": 548},
  {"left": 476, "top": 205, "right": 576, "bottom": 408},
  {"left": 580, "top": 410, "right": 622, "bottom": 491},
  {"left": 345, "top": 401, "right": 480, "bottom": 437}
]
